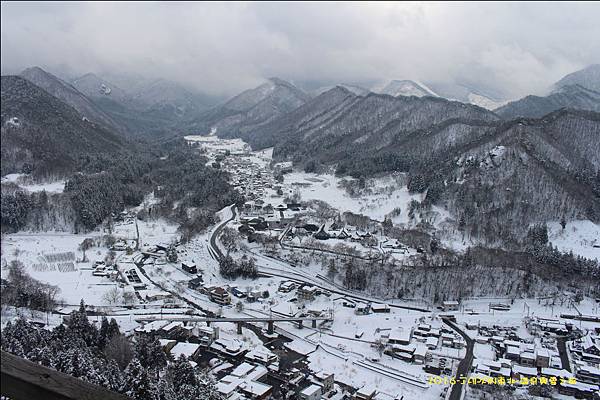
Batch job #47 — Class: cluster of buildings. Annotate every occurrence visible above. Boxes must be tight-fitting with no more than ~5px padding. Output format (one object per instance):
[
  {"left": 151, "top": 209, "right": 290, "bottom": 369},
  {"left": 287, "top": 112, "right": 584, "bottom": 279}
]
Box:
[
  {"left": 239, "top": 201, "right": 305, "bottom": 233},
  {"left": 470, "top": 320, "right": 600, "bottom": 399},
  {"left": 568, "top": 332, "right": 600, "bottom": 397},
  {"left": 134, "top": 316, "right": 347, "bottom": 400},
  {"left": 383, "top": 322, "right": 465, "bottom": 369},
  {"left": 217, "top": 149, "right": 285, "bottom": 203},
  {"left": 134, "top": 319, "right": 220, "bottom": 348}
]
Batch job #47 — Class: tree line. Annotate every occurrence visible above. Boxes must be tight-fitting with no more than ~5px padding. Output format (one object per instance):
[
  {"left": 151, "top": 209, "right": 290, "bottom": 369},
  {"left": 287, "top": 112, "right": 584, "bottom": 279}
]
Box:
[
  {"left": 1, "top": 139, "right": 244, "bottom": 237},
  {"left": 1, "top": 301, "right": 223, "bottom": 400}
]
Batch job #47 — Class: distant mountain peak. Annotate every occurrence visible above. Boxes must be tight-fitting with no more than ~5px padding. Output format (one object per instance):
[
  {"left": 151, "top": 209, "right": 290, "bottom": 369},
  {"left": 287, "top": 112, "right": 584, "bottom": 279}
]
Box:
[
  {"left": 313, "top": 84, "right": 369, "bottom": 97},
  {"left": 20, "top": 66, "right": 123, "bottom": 133},
  {"left": 21, "top": 66, "right": 46, "bottom": 75},
  {"left": 267, "top": 77, "right": 291, "bottom": 85},
  {"left": 553, "top": 64, "right": 600, "bottom": 93},
  {"left": 379, "top": 79, "right": 439, "bottom": 98}
]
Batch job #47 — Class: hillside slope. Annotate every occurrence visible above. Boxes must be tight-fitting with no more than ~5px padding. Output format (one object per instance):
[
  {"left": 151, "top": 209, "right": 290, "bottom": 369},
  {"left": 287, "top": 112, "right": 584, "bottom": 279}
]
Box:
[
  {"left": 187, "top": 77, "right": 311, "bottom": 138},
  {"left": 420, "top": 110, "right": 600, "bottom": 243},
  {"left": 1, "top": 76, "right": 125, "bottom": 177},
  {"left": 496, "top": 84, "right": 600, "bottom": 119},
  {"left": 268, "top": 90, "right": 499, "bottom": 165},
  {"left": 20, "top": 67, "right": 124, "bottom": 134},
  {"left": 554, "top": 64, "right": 600, "bottom": 92}
]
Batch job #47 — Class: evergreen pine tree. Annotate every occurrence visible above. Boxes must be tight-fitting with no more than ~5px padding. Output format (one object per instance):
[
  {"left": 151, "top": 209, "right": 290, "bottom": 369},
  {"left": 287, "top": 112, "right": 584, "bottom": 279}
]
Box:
[{"left": 121, "top": 358, "right": 156, "bottom": 400}]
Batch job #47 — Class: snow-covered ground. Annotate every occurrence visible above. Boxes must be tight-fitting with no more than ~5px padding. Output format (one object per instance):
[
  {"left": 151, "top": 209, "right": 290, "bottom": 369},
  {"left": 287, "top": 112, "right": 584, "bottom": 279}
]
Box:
[
  {"left": 1, "top": 173, "right": 66, "bottom": 193},
  {"left": 184, "top": 135, "right": 249, "bottom": 154},
  {"left": 3, "top": 134, "right": 599, "bottom": 400},
  {"left": 2, "top": 232, "right": 115, "bottom": 305},
  {"left": 547, "top": 220, "right": 600, "bottom": 261},
  {"left": 283, "top": 172, "right": 424, "bottom": 222}
]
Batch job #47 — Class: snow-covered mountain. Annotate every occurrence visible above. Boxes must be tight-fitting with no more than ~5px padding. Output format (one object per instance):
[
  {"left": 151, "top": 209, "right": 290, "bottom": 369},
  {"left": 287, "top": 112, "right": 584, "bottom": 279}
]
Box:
[
  {"left": 378, "top": 80, "right": 439, "bottom": 98},
  {"left": 1, "top": 75, "right": 125, "bottom": 176},
  {"left": 220, "top": 77, "right": 310, "bottom": 112},
  {"left": 131, "top": 78, "right": 216, "bottom": 118},
  {"left": 496, "top": 65, "right": 600, "bottom": 119},
  {"left": 72, "top": 73, "right": 130, "bottom": 103},
  {"left": 19, "top": 67, "right": 123, "bottom": 133},
  {"left": 187, "top": 77, "right": 311, "bottom": 137},
  {"left": 423, "top": 81, "right": 509, "bottom": 110},
  {"left": 553, "top": 64, "right": 600, "bottom": 92},
  {"left": 376, "top": 79, "right": 509, "bottom": 110},
  {"left": 466, "top": 92, "right": 508, "bottom": 110},
  {"left": 313, "top": 84, "right": 370, "bottom": 97}
]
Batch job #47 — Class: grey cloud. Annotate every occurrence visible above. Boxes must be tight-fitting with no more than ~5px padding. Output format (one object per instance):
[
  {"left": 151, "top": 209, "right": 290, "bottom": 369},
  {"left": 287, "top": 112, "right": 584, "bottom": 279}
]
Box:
[{"left": 1, "top": 2, "right": 599, "bottom": 98}]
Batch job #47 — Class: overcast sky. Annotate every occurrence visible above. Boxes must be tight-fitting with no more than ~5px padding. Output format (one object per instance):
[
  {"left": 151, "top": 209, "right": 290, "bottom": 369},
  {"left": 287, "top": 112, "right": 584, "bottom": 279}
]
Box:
[{"left": 1, "top": 2, "right": 599, "bottom": 99}]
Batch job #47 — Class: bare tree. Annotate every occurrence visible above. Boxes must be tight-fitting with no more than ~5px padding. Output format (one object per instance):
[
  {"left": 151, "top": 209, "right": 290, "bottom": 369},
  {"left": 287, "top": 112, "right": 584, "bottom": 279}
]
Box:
[
  {"left": 102, "top": 287, "right": 122, "bottom": 305},
  {"left": 78, "top": 238, "right": 95, "bottom": 262}
]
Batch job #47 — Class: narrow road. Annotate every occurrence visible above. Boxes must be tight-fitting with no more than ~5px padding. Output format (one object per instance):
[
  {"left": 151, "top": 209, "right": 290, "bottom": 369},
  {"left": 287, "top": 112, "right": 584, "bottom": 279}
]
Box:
[
  {"left": 556, "top": 336, "right": 571, "bottom": 372},
  {"left": 442, "top": 318, "right": 474, "bottom": 400},
  {"left": 208, "top": 204, "right": 237, "bottom": 261},
  {"left": 258, "top": 266, "right": 430, "bottom": 312}
]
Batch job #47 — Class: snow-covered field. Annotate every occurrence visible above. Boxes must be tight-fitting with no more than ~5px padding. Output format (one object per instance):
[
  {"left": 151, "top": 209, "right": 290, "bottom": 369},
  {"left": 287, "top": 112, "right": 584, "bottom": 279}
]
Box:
[
  {"left": 1, "top": 232, "right": 115, "bottom": 305},
  {"left": 284, "top": 172, "right": 424, "bottom": 222},
  {"left": 1, "top": 173, "right": 66, "bottom": 193},
  {"left": 547, "top": 220, "right": 600, "bottom": 261}
]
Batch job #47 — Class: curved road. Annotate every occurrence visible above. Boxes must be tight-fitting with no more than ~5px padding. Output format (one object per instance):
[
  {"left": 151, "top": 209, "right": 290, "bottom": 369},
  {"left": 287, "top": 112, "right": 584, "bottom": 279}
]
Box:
[
  {"left": 208, "top": 205, "right": 237, "bottom": 261},
  {"left": 208, "top": 205, "right": 430, "bottom": 313},
  {"left": 442, "top": 318, "right": 474, "bottom": 400}
]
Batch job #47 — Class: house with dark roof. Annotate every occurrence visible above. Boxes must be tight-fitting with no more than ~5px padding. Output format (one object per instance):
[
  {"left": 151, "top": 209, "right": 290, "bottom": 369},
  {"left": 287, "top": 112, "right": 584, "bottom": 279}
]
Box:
[{"left": 314, "top": 225, "right": 330, "bottom": 240}]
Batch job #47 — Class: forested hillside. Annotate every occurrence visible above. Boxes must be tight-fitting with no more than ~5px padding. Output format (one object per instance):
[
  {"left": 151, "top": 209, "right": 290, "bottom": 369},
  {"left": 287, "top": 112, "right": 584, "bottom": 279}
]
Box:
[
  {"left": 1, "top": 76, "right": 125, "bottom": 178},
  {"left": 1, "top": 75, "right": 243, "bottom": 234},
  {"left": 198, "top": 80, "right": 599, "bottom": 246},
  {"left": 268, "top": 89, "right": 498, "bottom": 167},
  {"left": 438, "top": 110, "right": 600, "bottom": 243},
  {"left": 186, "top": 77, "right": 311, "bottom": 138},
  {"left": 1, "top": 142, "right": 243, "bottom": 234},
  {"left": 20, "top": 67, "right": 124, "bottom": 134},
  {"left": 495, "top": 84, "right": 600, "bottom": 119}
]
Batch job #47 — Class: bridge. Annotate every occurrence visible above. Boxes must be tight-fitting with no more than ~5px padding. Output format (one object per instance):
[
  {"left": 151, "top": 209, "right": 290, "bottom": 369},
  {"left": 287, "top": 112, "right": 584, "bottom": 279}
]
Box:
[{"left": 135, "top": 315, "right": 333, "bottom": 335}]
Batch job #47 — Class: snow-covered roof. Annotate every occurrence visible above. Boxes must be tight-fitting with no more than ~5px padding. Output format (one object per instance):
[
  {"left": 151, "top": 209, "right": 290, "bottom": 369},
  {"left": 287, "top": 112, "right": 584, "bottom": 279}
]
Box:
[
  {"left": 513, "top": 365, "right": 537, "bottom": 376},
  {"left": 578, "top": 365, "right": 600, "bottom": 375},
  {"left": 158, "top": 339, "right": 176, "bottom": 347},
  {"left": 356, "top": 385, "right": 377, "bottom": 396},
  {"left": 231, "top": 362, "right": 255, "bottom": 377},
  {"left": 520, "top": 351, "right": 536, "bottom": 360},
  {"left": 371, "top": 303, "right": 389, "bottom": 310},
  {"left": 314, "top": 370, "right": 333, "bottom": 380},
  {"left": 443, "top": 301, "right": 459, "bottom": 305},
  {"left": 245, "top": 349, "right": 277, "bottom": 363},
  {"left": 239, "top": 380, "right": 271, "bottom": 396},
  {"left": 134, "top": 320, "right": 169, "bottom": 333},
  {"left": 559, "top": 380, "right": 599, "bottom": 392},
  {"left": 414, "top": 344, "right": 427, "bottom": 357},
  {"left": 388, "top": 328, "right": 411, "bottom": 343},
  {"left": 170, "top": 342, "right": 200, "bottom": 358},
  {"left": 301, "top": 384, "right": 321, "bottom": 396},
  {"left": 541, "top": 367, "right": 572, "bottom": 378},
  {"left": 162, "top": 321, "right": 184, "bottom": 332}
]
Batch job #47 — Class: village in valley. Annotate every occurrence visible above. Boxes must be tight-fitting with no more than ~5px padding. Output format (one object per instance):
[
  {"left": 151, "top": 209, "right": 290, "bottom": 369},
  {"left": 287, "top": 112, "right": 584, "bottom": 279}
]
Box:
[{"left": 2, "top": 134, "right": 600, "bottom": 400}]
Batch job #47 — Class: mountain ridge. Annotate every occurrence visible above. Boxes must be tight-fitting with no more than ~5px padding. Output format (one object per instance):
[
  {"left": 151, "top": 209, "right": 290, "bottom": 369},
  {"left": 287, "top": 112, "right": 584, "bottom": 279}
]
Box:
[
  {"left": 20, "top": 67, "right": 125, "bottom": 134},
  {"left": 1, "top": 75, "right": 126, "bottom": 177}
]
